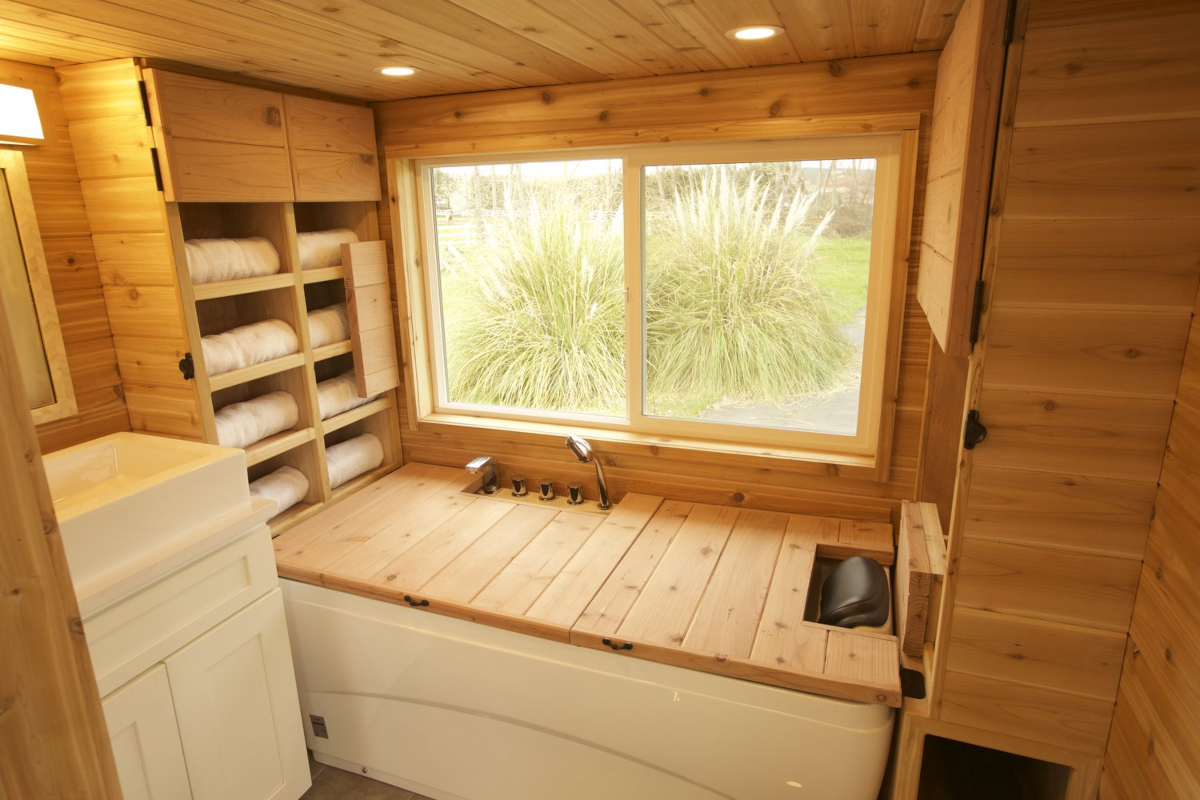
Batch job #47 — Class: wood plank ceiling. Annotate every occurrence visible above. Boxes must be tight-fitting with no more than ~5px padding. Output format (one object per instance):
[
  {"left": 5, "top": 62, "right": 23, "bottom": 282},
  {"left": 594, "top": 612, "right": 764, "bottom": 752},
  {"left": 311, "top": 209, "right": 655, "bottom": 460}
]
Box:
[{"left": 0, "top": 0, "right": 964, "bottom": 101}]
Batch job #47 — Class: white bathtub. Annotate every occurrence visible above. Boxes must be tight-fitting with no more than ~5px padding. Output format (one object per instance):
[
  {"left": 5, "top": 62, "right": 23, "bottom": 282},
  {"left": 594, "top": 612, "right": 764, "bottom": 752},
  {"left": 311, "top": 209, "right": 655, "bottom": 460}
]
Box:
[{"left": 281, "top": 579, "right": 893, "bottom": 800}]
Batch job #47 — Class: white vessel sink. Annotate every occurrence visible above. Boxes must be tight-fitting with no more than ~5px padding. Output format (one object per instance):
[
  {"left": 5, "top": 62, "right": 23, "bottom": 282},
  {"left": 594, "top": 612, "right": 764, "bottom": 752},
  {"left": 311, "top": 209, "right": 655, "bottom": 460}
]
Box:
[{"left": 45, "top": 432, "right": 265, "bottom": 615}]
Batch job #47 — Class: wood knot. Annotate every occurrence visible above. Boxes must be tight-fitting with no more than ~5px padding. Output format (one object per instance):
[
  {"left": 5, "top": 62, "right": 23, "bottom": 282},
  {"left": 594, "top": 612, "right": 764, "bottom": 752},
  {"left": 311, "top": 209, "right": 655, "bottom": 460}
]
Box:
[
  {"left": 875, "top": 693, "right": 888, "bottom": 703},
  {"left": 0, "top": 697, "right": 12, "bottom": 718},
  {"left": 1064, "top": 62, "right": 1082, "bottom": 75},
  {"left": 453, "top": 110, "right": 463, "bottom": 119},
  {"left": 699, "top": 88, "right": 709, "bottom": 97},
  {"left": 129, "top": 288, "right": 140, "bottom": 300},
  {"left": 360, "top": 154, "right": 375, "bottom": 165},
  {"left": 9, "top": 588, "right": 19, "bottom": 597},
  {"left": 906, "top": 78, "right": 920, "bottom": 88},
  {"left": 24, "top": 451, "right": 34, "bottom": 463},
  {"left": 1010, "top": 653, "right": 1024, "bottom": 661},
  {"left": 649, "top": 445, "right": 659, "bottom": 455},
  {"left": 66, "top": 257, "right": 75, "bottom": 265},
  {"left": 541, "top": 91, "right": 553, "bottom": 104},
  {"left": 69, "top": 617, "right": 84, "bottom": 635},
  {"left": 1147, "top": 738, "right": 1155, "bottom": 756},
  {"left": 1126, "top": 348, "right": 1141, "bottom": 358},
  {"left": 386, "top": 574, "right": 396, "bottom": 581},
  {"left": 42, "top": 518, "right": 54, "bottom": 535},
  {"left": 827, "top": 60, "right": 843, "bottom": 77},
  {"left": 1156, "top": 567, "right": 1164, "bottom": 580},
  {"left": 597, "top": 110, "right": 610, "bottom": 123},
  {"left": 1043, "top": 400, "right": 1056, "bottom": 411},
  {"left": 1165, "top": 648, "right": 1173, "bottom": 662},
  {"left": 732, "top": 492, "right": 745, "bottom": 503},
  {"left": 769, "top": 101, "right": 782, "bottom": 117}
]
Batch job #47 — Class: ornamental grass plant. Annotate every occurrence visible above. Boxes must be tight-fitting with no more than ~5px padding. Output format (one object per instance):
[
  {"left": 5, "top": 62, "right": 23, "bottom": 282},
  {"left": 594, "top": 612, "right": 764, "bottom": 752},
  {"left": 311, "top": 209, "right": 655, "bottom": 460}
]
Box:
[{"left": 643, "top": 165, "right": 851, "bottom": 417}]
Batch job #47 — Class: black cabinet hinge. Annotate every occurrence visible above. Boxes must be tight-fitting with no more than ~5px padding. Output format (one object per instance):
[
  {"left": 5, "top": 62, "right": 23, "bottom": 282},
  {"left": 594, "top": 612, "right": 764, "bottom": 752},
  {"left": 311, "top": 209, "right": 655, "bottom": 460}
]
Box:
[
  {"left": 900, "top": 668, "right": 926, "bottom": 699},
  {"left": 964, "top": 410, "right": 988, "bottom": 450},
  {"left": 138, "top": 80, "right": 152, "bottom": 125},
  {"left": 150, "top": 147, "right": 164, "bottom": 192},
  {"left": 969, "top": 280, "right": 986, "bottom": 346},
  {"left": 178, "top": 352, "right": 194, "bottom": 380}
]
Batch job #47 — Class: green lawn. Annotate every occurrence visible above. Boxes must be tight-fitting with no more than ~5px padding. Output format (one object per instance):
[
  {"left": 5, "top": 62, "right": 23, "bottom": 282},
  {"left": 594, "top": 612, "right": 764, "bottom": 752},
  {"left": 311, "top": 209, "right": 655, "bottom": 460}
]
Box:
[{"left": 809, "top": 237, "right": 872, "bottom": 324}]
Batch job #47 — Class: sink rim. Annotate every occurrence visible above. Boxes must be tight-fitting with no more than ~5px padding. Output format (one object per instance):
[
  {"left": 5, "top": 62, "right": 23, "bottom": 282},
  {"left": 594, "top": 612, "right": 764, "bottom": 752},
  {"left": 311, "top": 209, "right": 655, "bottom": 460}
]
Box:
[{"left": 46, "top": 432, "right": 246, "bottom": 523}]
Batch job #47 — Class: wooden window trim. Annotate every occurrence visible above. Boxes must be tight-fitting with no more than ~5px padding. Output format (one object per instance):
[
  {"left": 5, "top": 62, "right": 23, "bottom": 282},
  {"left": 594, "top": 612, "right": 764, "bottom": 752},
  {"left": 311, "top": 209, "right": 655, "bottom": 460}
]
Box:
[{"left": 390, "top": 126, "right": 918, "bottom": 479}]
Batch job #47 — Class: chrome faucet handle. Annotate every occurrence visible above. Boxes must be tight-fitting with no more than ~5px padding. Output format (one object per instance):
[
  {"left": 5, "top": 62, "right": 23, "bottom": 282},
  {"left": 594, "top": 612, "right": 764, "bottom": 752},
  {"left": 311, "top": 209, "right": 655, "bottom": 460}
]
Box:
[
  {"left": 567, "top": 484, "right": 584, "bottom": 505},
  {"left": 511, "top": 476, "right": 528, "bottom": 497},
  {"left": 538, "top": 480, "right": 556, "bottom": 502}
]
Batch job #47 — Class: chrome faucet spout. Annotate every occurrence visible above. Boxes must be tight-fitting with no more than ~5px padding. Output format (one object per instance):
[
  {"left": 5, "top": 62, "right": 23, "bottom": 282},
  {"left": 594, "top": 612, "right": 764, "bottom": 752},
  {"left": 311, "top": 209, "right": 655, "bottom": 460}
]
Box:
[
  {"left": 565, "top": 435, "right": 611, "bottom": 510},
  {"left": 465, "top": 455, "right": 498, "bottom": 494}
]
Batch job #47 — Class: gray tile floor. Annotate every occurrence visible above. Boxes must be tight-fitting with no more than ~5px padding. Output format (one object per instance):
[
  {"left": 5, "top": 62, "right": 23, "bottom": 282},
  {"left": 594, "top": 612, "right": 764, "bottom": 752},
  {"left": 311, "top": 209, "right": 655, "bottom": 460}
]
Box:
[{"left": 303, "top": 752, "right": 435, "bottom": 800}]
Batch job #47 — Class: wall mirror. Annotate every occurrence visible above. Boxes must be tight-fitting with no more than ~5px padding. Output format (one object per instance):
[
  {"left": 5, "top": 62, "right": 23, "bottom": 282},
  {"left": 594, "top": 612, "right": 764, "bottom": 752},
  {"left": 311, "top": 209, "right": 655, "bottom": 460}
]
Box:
[{"left": 0, "top": 149, "right": 76, "bottom": 423}]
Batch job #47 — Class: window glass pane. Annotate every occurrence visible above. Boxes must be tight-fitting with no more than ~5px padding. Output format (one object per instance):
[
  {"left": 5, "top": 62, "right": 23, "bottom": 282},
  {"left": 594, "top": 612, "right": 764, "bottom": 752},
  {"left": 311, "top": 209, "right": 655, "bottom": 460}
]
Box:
[
  {"left": 430, "top": 159, "right": 624, "bottom": 416},
  {"left": 642, "top": 160, "right": 875, "bottom": 436}
]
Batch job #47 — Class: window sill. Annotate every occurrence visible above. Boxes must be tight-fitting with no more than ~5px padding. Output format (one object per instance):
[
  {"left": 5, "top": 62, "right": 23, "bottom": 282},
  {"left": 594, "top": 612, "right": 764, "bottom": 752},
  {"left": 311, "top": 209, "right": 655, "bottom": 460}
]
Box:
[{"left": 413, "top": 410, "right": 881, "bottom": 481}]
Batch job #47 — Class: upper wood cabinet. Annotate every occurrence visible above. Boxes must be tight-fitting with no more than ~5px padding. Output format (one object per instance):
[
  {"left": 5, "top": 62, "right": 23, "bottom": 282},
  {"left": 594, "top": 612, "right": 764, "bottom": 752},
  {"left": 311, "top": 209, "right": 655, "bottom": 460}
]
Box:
[
  {"left": 143, "top": 70, "right": 380, "bottom": 203},
  {"left": 285, "top": 96, "right": 380, "bottom": 201},
  {"left": 144, "top": 70, "right": 294, "bottom": 202}
]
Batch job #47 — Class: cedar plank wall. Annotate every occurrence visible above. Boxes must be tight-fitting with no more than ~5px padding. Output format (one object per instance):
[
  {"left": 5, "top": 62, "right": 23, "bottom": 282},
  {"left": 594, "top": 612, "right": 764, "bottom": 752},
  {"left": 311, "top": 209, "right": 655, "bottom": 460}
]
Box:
[
  {"left": 372, "top": 53, "right": 938, "bottom": 523},
  {"left": 1104, "top": 293, "right": 1200, "bottom": 796},
  {"left": 1100, "top": 1, "right": 1200, "bottom": 780},
  {"left": 0, "top": 58, "right": 130, "bottom": 452},
  {"left": 932, "top": 0, "right": 1200, "bottom": 768}
]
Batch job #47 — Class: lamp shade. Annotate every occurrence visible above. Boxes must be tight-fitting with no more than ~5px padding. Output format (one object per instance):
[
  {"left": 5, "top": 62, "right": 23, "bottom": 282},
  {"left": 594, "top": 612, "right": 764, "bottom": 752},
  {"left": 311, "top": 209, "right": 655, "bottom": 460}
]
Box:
[{"left": 0, "top": 84, "right": 45, "bottom": 146}]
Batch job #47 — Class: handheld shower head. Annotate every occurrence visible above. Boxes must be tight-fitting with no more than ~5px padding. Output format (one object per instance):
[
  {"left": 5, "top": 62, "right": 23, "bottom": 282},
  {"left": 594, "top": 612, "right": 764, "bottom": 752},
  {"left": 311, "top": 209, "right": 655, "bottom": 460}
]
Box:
[
  {"left": 565, "top": 434, "right": 594, "bottom": 464},
  {"left": 565, "top": 435, "right": 610, "bottom": 510}
]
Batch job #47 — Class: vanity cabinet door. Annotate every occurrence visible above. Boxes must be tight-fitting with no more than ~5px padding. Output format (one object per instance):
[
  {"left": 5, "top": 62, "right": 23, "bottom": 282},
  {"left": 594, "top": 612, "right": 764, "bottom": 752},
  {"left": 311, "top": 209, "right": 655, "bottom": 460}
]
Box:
[
  {"left": 102, "top": 664, "right": 192, "bottom": 800},
  {"left": 165, "top": 588, "right": 311, "bottom": 800}
]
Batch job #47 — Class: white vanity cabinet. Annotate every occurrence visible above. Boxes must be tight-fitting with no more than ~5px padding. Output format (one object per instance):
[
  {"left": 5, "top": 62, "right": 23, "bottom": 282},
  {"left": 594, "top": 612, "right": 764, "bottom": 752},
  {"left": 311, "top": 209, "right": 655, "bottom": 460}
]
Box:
[
  {"left": 85, "top": 514, "right": 311, "bottom": 800},
  {"left": 102, "top": 665, "right": 191, "bottom": 800}
]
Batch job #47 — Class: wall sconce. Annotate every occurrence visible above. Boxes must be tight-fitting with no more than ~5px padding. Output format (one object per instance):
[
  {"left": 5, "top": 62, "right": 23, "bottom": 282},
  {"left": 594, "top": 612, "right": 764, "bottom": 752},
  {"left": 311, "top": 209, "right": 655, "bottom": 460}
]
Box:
[{"left": 0, "top": 83, "right": 46, "bottom": 146}]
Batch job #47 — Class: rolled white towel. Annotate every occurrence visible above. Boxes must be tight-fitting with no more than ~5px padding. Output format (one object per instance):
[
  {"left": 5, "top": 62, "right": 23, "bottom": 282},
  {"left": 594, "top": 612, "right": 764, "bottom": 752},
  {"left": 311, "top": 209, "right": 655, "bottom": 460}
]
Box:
[
  {"left": 298, "top": 228, "right": 359, "bottom": 270},
  {"left": 326, "top": 433, "right": 383, "bottom": 489},
  {"left": 214, "top": 391, "right": 299, "bottom": 449},
  {"left": 249, "top": 465, "right": 309, "bottom": 518},
  {"left": 308, "top": 303, "right": 350, "bottom": 349},
  {"left": 202, "top": 319, "right": 298, "bottom": 377},
  {"left": 317, "top": 371, "right": 377, "bottom": 420},
  {"left": 185, "top": 237, "right": 280, "bottom": 285}
]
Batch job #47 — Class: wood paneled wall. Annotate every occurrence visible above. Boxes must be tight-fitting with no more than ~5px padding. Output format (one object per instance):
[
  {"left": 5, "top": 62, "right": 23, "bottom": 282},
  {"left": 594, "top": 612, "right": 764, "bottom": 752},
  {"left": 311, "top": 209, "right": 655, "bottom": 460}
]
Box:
[
  {"left": 1100, "top": 2, "right": 1200, "bottom": 780},
  {"left": 1104, "top": 286, "right": 1200, "bottom": 798},
  {"left": 373, "top": 53, "right": 940, "bottom": 522},
  {"left": 0, "top": 245, "right": 122, "bottom": 798},
  {"left": 0, "top": 58, "right": 130, "bottom": 452},
  {"left": 930, "top": 0, "right": 1200, "bottom": 765}
]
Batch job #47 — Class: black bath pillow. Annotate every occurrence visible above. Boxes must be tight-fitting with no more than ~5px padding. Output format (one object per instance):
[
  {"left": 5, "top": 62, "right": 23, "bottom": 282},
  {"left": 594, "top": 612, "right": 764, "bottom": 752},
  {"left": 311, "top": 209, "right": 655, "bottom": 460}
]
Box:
[{"left": 817, "top": 556, "right": 890, "bottom": 628}]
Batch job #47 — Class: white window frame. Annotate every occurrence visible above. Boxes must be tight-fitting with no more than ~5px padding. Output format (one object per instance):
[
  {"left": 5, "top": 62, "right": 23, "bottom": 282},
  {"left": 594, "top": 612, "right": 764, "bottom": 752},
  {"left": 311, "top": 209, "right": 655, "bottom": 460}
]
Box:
[{"left": 407, "top": 133, "right": 908, "bottom": 463}]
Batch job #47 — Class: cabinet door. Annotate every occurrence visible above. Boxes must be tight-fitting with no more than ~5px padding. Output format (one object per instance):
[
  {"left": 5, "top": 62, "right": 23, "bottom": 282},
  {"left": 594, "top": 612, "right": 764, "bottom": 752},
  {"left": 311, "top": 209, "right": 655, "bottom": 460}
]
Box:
[
  {"left": 284, "top": 95, "right": 381, "bottom": 201},
  {"left": 103, "top": 665, "right": 192, "bottom": 800},
  {"left": 144, "top": 70, "right": 294, "bottom": 202},
  {"left": 165, "top": 588, "right": 311, "bottom": 800}
]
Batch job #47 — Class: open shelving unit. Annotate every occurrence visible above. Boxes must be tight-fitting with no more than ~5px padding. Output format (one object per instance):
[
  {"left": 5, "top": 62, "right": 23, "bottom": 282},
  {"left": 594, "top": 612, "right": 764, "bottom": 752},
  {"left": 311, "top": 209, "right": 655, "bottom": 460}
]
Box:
[{"left": 171, "top": 199, "right": 401, "bottom": 535}]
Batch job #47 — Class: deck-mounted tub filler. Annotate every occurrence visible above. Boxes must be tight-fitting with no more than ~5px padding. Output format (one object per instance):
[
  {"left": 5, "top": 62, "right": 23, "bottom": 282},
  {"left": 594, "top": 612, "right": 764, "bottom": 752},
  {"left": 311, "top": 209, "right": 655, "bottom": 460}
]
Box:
[{"left": 276, "top": 463, "right": 902, "bottom": 800}]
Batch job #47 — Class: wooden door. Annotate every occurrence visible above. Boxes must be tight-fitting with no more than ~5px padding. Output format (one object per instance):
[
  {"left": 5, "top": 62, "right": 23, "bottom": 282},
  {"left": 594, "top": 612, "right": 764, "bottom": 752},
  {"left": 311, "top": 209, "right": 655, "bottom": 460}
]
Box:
[
  {"left": 165, "top": 588, "right": 311, "bottom": 800},
  {"left": 102, "top": 664, "right": 193, "bottom": 800},
  {"left": 284, "top": 96, "right": 381, "bottom": 201},
  {"left": 145, "top": 70, "right": 294, "bottom": 202}
]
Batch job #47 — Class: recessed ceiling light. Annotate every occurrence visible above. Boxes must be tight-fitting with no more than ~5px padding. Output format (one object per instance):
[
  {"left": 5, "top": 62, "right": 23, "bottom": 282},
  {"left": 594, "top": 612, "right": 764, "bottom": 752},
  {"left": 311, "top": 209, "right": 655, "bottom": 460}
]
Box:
[
  {"left": 726, "top": 26, "right": 783, "bottom": 41},
  {"left": 377, "top": 66, "right": 419, "bottom": 76}
]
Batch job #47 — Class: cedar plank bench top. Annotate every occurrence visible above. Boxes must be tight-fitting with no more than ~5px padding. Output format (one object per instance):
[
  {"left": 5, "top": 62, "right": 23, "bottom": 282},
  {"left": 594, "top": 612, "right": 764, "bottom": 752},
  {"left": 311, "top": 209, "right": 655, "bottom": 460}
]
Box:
[{"left": 273, "top": 462, "right": 902, "bottom": 706}]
